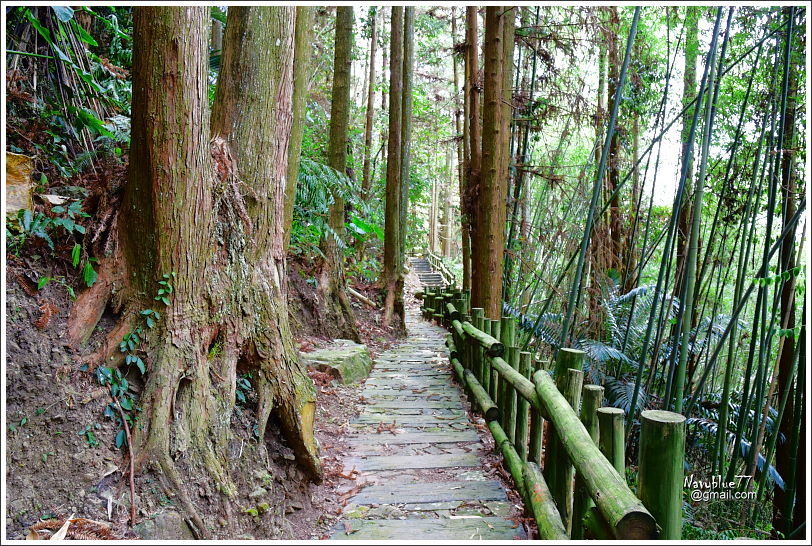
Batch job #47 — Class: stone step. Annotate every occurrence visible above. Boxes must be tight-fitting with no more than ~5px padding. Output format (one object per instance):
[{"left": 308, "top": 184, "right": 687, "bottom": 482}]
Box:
[
  {"left": 346, "top": 430, "right": 478, "bottom": 445},
  {"left": 345, "top": 452, "right": 480, "bottom": 471},
  {"left": 331, "top": 517, "right": 525, "bottom": 540},
  {"left": 349, "top": 479, "right": 506, "bottom": 505}
]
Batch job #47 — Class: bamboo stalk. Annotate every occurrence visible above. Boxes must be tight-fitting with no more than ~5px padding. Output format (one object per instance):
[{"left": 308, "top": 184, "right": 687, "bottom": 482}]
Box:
[
  {"left": 637, "top": 410, "right": 685, "bottom": 540},
  {"left": 482, "top": 319, "right": 492, "bottom": 394},
  {"left": 572, "top": 384, "right": 604, "bottom": 539},
  {"left": 523, "top": 462, "right": 569, "bottom": 540},
  {"left": 533, "top": 370, "right": 656, "bottom": 539},
  {"left": 597, "top": 407, "right": 625, "bottom": 474}
]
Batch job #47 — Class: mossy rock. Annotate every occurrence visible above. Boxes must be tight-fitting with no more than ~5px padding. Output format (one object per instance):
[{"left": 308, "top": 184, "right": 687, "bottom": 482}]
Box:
[{"left": 302, "top": 339, "right": 373, "bottom": 384}]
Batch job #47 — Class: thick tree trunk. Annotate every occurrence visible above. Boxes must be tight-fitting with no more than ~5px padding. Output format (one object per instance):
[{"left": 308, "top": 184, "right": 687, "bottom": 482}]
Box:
[
  {"left": 320, "top": 7, "right": 360, "bottom": 341},
  {"left": 382, "top": 7, "right": 404, "bottom": 330},
  {"left": 472, "top": 7, "right": 512, "bottom": 318},
  {"left": 123, "top": 7, "right": 320, "bottom": 535},
  {"left": 284, "top": 7, "right": 315, "bottom": 252}
]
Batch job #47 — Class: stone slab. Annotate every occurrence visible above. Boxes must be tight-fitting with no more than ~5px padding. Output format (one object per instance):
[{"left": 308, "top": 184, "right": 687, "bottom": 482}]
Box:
[
  {"left": 349, "top": 480, "right": 507, "bottom": 505},
  {"left": 331, "top": 517, "right": 525, "bottom": 540},
  {"left": 347, "top": 453, "right": 480, "bottom": 471}
]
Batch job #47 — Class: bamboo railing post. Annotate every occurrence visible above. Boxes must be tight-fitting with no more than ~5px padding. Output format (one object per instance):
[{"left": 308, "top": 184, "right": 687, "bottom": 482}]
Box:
[
  {"left": 638, "top": 410, "right": 685, "bottom": 540},
  {"left": 528, "top": 358, "right": 545, "bottom": 465},
  {"left": 597, "top": 407, "right": 625, "bottom": 475},
  {"left": 499, "top": 317, "right": 515, "bottom": 433},
  {"left": 472, "top": 308, "right": 485, "bottom": 383},
  {"left": 556, "top": 368, "right": 584, "bottom": 533},
  {"left": 572, "top": 384, "right": 604, "bottom": 539},
  {"left": 543, "top": 349, "right": 585, "bottom": 507},
  {"left": 504, "top": 346, "right": 519, "bottom": 443},
  {"left": 482, "top": 318, "right": 493, "bottom": 393},
  {"left": 489, "top": 319, "right": 501, "bottom": 403},
  {"left": 523, "top": 462, "right": 569, "bottom": 540},
  {"left": 516, "top": 352, "right": 531, "bottom": 461}
]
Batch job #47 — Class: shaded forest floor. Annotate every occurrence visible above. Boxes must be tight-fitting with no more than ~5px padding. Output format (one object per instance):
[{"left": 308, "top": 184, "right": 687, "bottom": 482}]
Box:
[{"left": 4, "top": 248, "right": 400, "bottom": 539}]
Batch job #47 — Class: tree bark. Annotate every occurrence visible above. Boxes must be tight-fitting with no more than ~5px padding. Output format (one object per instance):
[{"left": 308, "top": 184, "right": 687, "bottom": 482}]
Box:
[
  {"left": 674, "top": 7, "right": 699, "bottom": 304},
  {"left": 123, "top": 7, "right": 321, "bottom": 535},
  {"left": 466, "top": 7, "right": 483, "bottom": 306},
  {"left": 382, "top": 7, "right": 404, "bottom": 330},
  {"left": 399, "top": 7, "right": 415, "bottom": 262},
  {"left": 361, "top": 8, "right": 378, "bottom": 199},
  {"left": 452, "top": 7, "right": 471, "bottom": 290},
  {"left": 320, "top": 6, "right": 360, "bottom": 341},
  {"left": 472, "top": 7, "right": 512, "bottom": 318},
  {"left": 284, "top": 6, "right": 315, "bottom": 252}
]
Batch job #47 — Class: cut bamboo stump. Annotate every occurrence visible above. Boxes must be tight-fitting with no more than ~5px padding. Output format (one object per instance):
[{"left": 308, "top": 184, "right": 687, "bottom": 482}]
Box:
[
  {"left": 597, "top": 407, "right": 626, "bottom": 475},
  {"left": 515, "top": 352, "right": 531, "bottom": 461},
  {"left": 638, "top": 410, "right": 686, "bottom": 540}
]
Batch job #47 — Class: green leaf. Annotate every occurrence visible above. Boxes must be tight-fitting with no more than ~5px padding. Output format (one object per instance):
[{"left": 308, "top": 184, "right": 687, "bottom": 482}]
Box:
[
  {"left": 135, "top": 357, "right": 146, "bottom": 375},
  {"left": 72, "top": 244, "right": 81, "bottom": 268},
  {"left": 146, "top": 317, "right": 155, "bottom": 329},
  {"left": 96, "top": 366, "right": 112, "bottom": 385},
  {"left": 71, "top": 20, "right": 98, "bottom": 46},
  {"left": 38, "top": 277, "right": 51, "bottom": 290},
  {"left": 77, "top": 108, "right": 115, "bottom": 138},
  {"left": 120, "top": 397, "right": 133, "bottom": 411},
  {"left": 161, "top": 296, "right": 170, "bottom": 306},
  {"left": 140, "top": 309, "right": 153, "bottom": 316},
  {"left": 83, "top": 262, "right": 98, "bottom": 287},
  {"left": 51, "top": 6, "right": 75, "bottom": 22},
  {"left": 115, "top": 429, "right": 126, "bottom": 449},
  {"left": 153, "top": 311, "right": 161, "bottom": 320}
]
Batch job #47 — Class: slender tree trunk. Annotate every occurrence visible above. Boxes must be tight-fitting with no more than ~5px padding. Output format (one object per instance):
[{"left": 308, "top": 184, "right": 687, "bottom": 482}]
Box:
[
  {"left": 674, "top": 7, "right": 699, "bottom": 304},
  {"left": 361, "top": 8, "right": 378, "bottom": 199},
  {"left": 773, "top": 13, "right": 799, "bottom": 533},
  {"left": 466, "top": 7, "right": 483, "bottom": 307},
  {"left": 284, "top": 7, "right": 314, "bottom": 252},
  {"left": 452, "top": 7, "right": 471, "bottom": 290},
  {"left": 442, "top": 145, "right": 453, "bottom": 257},
  {"left": 123, "top": 7, "right": 320, "bottom": 535},
  {"left": 399, "top": 7, "right": 415, "bottom": 262},
  {"left": 382, "top": 7, "right": 404, "bottom": 330},
  {"left": 321, "top": 7, "right": 360, "bottom": 341},
  {"left": 606, "top": 7, "right": 623, "bottom": 276}
]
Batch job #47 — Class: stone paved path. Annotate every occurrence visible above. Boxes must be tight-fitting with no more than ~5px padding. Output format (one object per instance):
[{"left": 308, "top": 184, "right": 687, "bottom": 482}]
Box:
[{"left": 330, "top": 298, "right": 526, "bottom": 540}]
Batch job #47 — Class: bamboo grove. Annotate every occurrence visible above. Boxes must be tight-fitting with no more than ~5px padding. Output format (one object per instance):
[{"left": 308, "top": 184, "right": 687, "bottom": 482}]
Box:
[{"left": 431, "top": 5, "right": 806, "bottom": 538}]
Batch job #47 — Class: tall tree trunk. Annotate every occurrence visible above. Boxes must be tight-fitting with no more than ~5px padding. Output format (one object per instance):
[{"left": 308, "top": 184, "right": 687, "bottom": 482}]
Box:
[
  {"left": 442, "top": 145, "right": 453, "bottom": 257},
  {"left": 399, "top": 7, "right": 415, "bottom": 262},
  {"left": 321, "top": 6, "right": 360, "bottom": 341},
  {"left": 472, "top": 6, "right": 513, "bottom": 318},
  {"left": 284, "top": 6, "right": 315, "bottom": 252},
  {"left": 452, "top": 7, "right": 471, "bottom": 290},
  {"left": 605, "top": 6, "right": 623, "bottom": 276},
  {"left": 466, "top": 7, "right": 483, "bottom": 307},
  {"left": 382, "top": 7, "right": 404, "bottom": 330},
  {"left": 773, "top": 10, "right": 799, "bottom": 534},
  {"left": 361, "top": 8, "right": 378, "bottom": 199},
  {"left": 122, "top": 7, "right": 320, "bottom": 535},
  {"left": 674, "top": 7, "right": 699, "bottom": 304}
]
